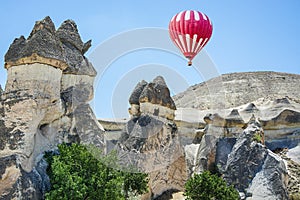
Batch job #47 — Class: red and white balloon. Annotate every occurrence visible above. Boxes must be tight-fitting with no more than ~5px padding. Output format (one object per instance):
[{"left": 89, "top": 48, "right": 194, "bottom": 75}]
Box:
[{"left": 169, "top": 10, "right": 213, "bottom": 66}]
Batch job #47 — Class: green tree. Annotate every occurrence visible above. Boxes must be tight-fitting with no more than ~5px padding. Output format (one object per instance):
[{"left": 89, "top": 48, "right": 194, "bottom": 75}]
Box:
[
  {"left": 45, "top": 143, "right": 148, "bottom": 200},
  {"left": 184, "top": 171, "right": 239, "bottom": 200},
  {"left": 123, "top": 169, "right": 149, "bottom": 199}
]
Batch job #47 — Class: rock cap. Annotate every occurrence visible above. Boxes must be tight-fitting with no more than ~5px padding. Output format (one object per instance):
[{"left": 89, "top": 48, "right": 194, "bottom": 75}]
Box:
[{"left": 4, "top": 16, "right": 96, "bottom": 76}]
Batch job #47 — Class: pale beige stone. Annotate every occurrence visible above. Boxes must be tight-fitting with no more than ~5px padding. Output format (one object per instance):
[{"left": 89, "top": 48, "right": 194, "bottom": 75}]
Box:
[
  {"left": 0, "top": 165, "right": 21, "bottom": 196},
  {"left": 140, "top": 102, "right": 175, "bottom": 120}
]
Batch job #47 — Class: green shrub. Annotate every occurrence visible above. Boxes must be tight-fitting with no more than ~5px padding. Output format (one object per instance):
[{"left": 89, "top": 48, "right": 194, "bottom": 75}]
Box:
[
  {"left": 253, "top": 132, "right": 262, "bottom": 143},
  {"left": 45, "top": 143, "right": 148, "bottom": 200},
  {"left": 184, "top": 171, "right": 239, "bottom": 200}
]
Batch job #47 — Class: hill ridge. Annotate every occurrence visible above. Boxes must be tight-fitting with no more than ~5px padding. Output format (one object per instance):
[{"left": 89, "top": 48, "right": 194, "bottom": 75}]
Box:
[{"left": 173, "top": 71, "right": 300, "bottom": 110}]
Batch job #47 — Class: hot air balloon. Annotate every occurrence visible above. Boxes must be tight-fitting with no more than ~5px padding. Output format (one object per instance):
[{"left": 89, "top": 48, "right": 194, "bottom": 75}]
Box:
[{"left": 169, "top": 10, "right": 213, "bottom": 66}]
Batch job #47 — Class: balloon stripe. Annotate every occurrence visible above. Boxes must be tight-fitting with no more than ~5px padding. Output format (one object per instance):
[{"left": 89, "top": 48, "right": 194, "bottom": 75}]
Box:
[
  {"left": 201, "top": 12, "right": 207, "bottom": 21},
  {"left": 179, "top": 35, "right": 187, "bottom": 52},
  {"left": 194, "top": 11, "right": 200, "bottom": 21},
  {"left": 169, "top": 21, "right": 177, "bottom": 41},
  {"left": 194, "top": 38, "right": 203, "bottom": 53},
  {"left": 202, "top": 14, "right": 210, "bottom": 39},
  {"left": 196, "top": 38, "right": 208, "bottom": 54},
  {"left": 173, "top": 13, "right": 181, "bottom": 41},
  {"left": 185, "top": 10, "right": 191, "bottom": 21},
  {"left": 171, "top": 15, "right": 175, "bottom": 22},
  {"left": 191, "top": 34, "right": 197, "bottom": 53},
  {"left": 176, "top": 11, "right": 183, "bottom": 22},
  {"left": 197, "top": 12, "right": 205, "bottom": 43},
  {"left": 180, "top": 11, "right": 189, "bottom": 53},
  {"left": 178, "top": 11, "right": 185, "bottom": 38},
  {"left": 174, "top": 39, "right": 185, "bottom": 53},
  {"left": 186, "top": 34, "right": 191, "bottom": 52}
]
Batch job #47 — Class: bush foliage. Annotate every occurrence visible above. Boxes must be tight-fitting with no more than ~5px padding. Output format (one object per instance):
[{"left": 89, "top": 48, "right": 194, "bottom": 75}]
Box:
[
  {"left": 184, "top": 171, "right": 239, "bottom": 200},
  {"left": 45, "top": 143, "right": 148, "bottom": 200}
]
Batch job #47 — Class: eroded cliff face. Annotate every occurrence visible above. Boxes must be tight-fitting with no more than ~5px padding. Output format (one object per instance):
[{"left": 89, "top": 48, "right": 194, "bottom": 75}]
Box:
[
  {"left": 175, "top": 74, "right": 300, "bottom": 160},
  {"left": 0, "top": 16, "right": 104, "bottom": 199}
]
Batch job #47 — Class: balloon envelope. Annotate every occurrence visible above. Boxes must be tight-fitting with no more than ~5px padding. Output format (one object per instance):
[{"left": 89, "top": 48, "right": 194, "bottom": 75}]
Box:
[{"left": 169, "top": 10, "right": 213, "bottom": 65}]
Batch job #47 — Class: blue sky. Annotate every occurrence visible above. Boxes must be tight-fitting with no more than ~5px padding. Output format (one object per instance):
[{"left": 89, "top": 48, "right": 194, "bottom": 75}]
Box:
[{"left": 0, "top": 1, "right": 300, "bottom": 118}]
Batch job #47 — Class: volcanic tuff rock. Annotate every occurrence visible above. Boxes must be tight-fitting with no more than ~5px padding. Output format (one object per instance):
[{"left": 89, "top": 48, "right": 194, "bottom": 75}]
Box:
[
  {"left": 117, "top": 115, "right": 187, "bottom": 199},
  {"left": 0, "top": 16, "right": 104, "bottom": 199},
  {"left": 174, "top": 72, "right": 300, "bottom": 149},
  {"left": 176, "top": 96, "right": 300, "bottom": 152},
  {"left": 185, "top": 116, "right": 289, "bottom": 199},
  {"left": 222, "top": 120, "right": 289, "bottom": 200},
  {"left": 0, "top": 155, "right": 50, "bottom": 200},
  {"left": 173, "top": 71, "right": 300, "bottom": 110},
  {"left": 117, "top": 78, "right": 187, "bottom": 199},
  {"left": 5, "top": 16, "right": 66, "bottom": 70},
  {"left": 5, "top": 16, "right": 96, "bottom": 76},
  {"left": 129, "top": 76, "right": 176, "bottom": 120},
  {"left": 277, "top": 149, "right": 300, "bottom": 199},
  {"left": 174, "top": 73, "right": 300, "bottom": 151},
  {"left": 176, "top": 72, "right": 300, "bottom": 199},
  {"left": 116, "top": 114, "right": 187, "bottom": 198}
]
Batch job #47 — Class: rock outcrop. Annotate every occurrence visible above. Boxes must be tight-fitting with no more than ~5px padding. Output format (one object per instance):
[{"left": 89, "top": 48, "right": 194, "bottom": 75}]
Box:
[
  {"left": 176, "top": 96, "right": 300, "bottom": 153},
  {"left": 0, "top": 16, "right": 104, "bottom": 199},
  {"left": 182, "top": 102, "right": 295, "bottom": 199},
  {"left": 117, "top": 76, "right": 187, "bottom": 199},
  {"left": 261, "top": 109, "right": 300, "bottom": 150},
  {"left": 0, "top": 155, "right": 50, "bottom": 200},
  {"left": 277, "top": 149, "right": 300, "bottom": 199},
  {"left": 129, "top": 76, "right": 176, "bottom": 120},
  {"left": 5, "top": 16, "right": 66, "bottom": 70},
  {"left": 184, "top": 115, "right": 289, "bottom": 199},
  {"left": 222, "top": 120, "right": 289, "bottom": 199}
]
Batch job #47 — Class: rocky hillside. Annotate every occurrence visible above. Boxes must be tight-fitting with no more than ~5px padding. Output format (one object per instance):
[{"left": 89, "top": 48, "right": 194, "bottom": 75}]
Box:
[
  {"left": 174, "top": 72, "right": 300, "bottom": 153},
  {"left": 173, "top": 71, "right": 300, "bottom": 110}
]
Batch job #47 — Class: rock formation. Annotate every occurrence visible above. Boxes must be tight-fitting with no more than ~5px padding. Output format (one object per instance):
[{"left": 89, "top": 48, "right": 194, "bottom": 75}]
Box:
[
  {"left": 129, "top": 76, "right": 176, "bottom": 120},
  {"left": 222, "top": 119, "right": 289, "bottom": 199},
  {"left": 176, "top": 96, "right": 300, "bottom": 160},
  {"left": 0, "top": 16, "right": 104, "bottom": 199},
  {"left": 184, "top": 115, "right": 290, "bottom": 199},
  {"left": 176, "top": 73, "right": 300, "bottom": 199},
  {"left": 261, "top": 109, "right": 300, "bottom": 150},
  {"left": 277, "top": 149, "right": 300, "bottom": 200},
  {"left": 117, "top": 76, "right": 187, "bottom": 199}
]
